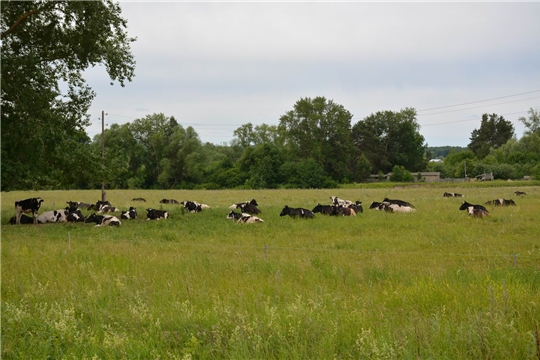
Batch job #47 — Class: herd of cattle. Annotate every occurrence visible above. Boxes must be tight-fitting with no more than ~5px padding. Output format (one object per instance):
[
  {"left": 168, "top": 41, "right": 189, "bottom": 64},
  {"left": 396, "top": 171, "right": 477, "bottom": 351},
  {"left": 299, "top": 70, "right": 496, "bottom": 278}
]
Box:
[{"left": 10, "top": 190, "right": 526, "bottom": 226}]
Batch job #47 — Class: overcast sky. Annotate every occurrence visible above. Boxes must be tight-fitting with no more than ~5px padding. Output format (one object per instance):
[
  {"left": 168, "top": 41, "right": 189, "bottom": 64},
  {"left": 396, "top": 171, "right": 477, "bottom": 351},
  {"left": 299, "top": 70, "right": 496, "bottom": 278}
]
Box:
[{"left": 84, "top": 1, "right": 540, "bottom": 147}]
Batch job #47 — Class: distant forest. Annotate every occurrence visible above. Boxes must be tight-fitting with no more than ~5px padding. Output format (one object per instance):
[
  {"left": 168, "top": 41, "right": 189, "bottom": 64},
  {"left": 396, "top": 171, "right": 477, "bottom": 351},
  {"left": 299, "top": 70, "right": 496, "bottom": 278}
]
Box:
[{"left": 427, "top": 146, "right": 467, "bottom": 159}]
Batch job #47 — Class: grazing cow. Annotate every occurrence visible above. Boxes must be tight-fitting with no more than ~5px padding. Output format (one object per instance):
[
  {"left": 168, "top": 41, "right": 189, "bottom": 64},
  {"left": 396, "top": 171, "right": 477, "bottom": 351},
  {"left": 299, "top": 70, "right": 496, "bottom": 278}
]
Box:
[
  {"left": 336, "top": 206, "right": 356, "bottom": 216},
  {"left": 312, "top": 203, "right": 338, "bottom": 216},
  {"left": 240, "top": 203, "right": 261, "bottom": 215},
  {"left": 182, "top": 201, "right": 202, "bottom": 213},
  {"left": 132, "top": 197, "right": 147, "bottom": 202},
  {"left": 14, "top": 197, "right": 44, "bottom": 224},
  {"left": 9, "top": 214, "right": 34, "bottom": 225},
  {"left": 459, "top": 201, "right": 488, "bottom": 213},
  {"left": 146, "top": 208, "right": 169, "bottom": 220},
  {"left": 514, "top": 191, "right": 526, "bottom": 196},
  {"left": 377, "top": 202, "right": 416, "bottom": 213},
  {"left": 98, "top": 205, "right": 120, "bottom": 213},
  {"left": 469, "top": 208, "right": 489, "bottom": 218},
  {"left": 37, "top": 209, "right": 69, "bottom": 223},
  {"left": 279, "top": 205, "right": 315, "bottom": 219},
  {"left": 85, "top": 213, "right": 122, "bottom": 227},
  {"left": 330, "top": 196, "right": 353, "bottom": 207},
  {"left": 121, "top": 207, "right": 138, "bottom": 219},
  {"left": 236, "top": 214, "right": 264, "bottom": 224},
  {"left": 159, "top": 198, "right": 180, "bottom": 204},
  {"left": 443, "top": 192, "right": 464, "bottom": 197},
  {"left": 485, "top": 198, "right": 516, "bottom": 206},
  {"left": 230, "top": 199, "right": 258, "bottom": 209}
]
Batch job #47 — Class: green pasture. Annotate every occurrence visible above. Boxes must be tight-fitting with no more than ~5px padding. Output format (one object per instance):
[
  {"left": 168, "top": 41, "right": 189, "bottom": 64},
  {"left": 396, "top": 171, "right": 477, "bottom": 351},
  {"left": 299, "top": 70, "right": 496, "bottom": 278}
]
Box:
[{"left": 2, "top": 183, "right": 540, "bottom": 359}]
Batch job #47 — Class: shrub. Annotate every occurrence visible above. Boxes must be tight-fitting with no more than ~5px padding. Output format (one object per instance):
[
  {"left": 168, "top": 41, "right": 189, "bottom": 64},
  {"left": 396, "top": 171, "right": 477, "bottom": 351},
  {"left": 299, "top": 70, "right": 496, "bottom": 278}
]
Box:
[{"left": 389, "top": 165, "right": 414, "bottom": 182}]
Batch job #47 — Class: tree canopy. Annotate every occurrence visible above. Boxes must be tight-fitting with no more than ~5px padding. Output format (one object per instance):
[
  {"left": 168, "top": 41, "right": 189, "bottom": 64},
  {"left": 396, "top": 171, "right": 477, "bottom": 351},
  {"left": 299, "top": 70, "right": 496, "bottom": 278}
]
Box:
[
  {"left": 468, "top": 113, "right": 515, "bottom": 159},
  {"left": 1, "top": 0, "right": 136, "bottom": 190}
]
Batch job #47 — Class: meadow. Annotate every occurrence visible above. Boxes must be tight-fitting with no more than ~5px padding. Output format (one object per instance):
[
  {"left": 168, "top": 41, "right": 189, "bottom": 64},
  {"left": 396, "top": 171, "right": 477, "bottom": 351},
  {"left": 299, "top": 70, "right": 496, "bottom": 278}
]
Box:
[{"left": 2, "top": 182, "right": 540, "bottom": 359}]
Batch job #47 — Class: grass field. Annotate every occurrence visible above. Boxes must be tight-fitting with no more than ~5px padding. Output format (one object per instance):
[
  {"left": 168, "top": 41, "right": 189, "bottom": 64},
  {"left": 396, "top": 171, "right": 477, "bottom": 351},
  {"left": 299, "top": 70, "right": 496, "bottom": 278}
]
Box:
[{"left": 2, "top": 182, "right": 540, "bottom": 359}]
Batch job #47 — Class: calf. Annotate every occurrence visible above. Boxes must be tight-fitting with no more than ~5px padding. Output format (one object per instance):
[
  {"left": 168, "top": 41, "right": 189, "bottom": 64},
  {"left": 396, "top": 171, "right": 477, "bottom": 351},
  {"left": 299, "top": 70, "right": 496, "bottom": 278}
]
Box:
[
  {"left": 85, "top": 213, "right": 122, "bottom": 227},
  {"left": 312, "top": 203, "right": 338, "bottom": 216},
  {"left": 230, "top": 199, "right": 258, "bottom": 209},
  {"left": 459, "top": 201, "right": 488, "bottom": 213},
  {"left": 279, "top": 205, "right": 315, "bottom": 219},
  {"left": 121, "top": 207, "right": 138, "bottom": 220},
  {"left": 14, "top": 197, "right": 44, "bottom": 224},
  {"left": 146, "top": 208, "right": 169, "bottom": 220},
  {"left": 37, "top": 209, "right": 69, "bottom": 223},
  {"left": 9, "top": 214, "right": 34, "bottom": 225},
  {"left": 159, "top": 198, "right": 180, "bottom": 204},
  {"left": 484, "top": 198, "right": 516, "bottom": 206},
  {"left": 443, "top": 192, "right": 464, "bottom": 197}
]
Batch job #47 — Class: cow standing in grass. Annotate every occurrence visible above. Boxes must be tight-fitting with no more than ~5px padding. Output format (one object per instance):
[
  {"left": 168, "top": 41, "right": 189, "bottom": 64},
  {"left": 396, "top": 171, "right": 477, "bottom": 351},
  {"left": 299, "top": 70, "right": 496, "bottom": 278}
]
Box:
[{"left": 15, "top": 197, "right": 44, "bottom": 224}]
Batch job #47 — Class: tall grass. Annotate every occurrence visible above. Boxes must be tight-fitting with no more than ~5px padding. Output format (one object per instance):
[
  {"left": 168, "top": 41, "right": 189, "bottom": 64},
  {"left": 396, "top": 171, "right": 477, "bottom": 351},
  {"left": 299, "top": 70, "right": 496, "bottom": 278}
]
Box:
[{"left": 2, "top": 185, "right": 539, "bottom": 358}]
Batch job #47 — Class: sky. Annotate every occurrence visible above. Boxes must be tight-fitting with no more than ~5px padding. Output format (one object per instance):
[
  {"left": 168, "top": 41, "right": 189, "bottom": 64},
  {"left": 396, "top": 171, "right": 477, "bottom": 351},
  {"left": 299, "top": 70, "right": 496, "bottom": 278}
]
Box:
[{"left": 84, "top": 1, "right": 540, "bottom": 148}]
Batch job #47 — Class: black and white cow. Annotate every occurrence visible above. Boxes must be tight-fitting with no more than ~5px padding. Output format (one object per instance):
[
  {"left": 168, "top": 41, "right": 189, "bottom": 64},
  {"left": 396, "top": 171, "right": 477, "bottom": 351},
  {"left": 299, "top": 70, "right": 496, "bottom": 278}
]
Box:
[
  {"left": 159, "top": 199, "right": 180, "bottom": 204},
  {"left": 369, "top": 201, "right": 383, "bottom": 209},
  {"left": 121, "top": 207, "right": 138, "bottom": 219},
  {"left": 459, "top": 201, "right": 488, "bottom": 214},
  {"left": 236, "top": 214, "right": 264, "bottom": 224},
  {"left": 376, "top": 202, "right": 416, "bottom": 213},
  {"left": 146, "top": 208, "right": 169, "bottom": 220},
  {"left": 85, "top": 213, "right": 122, "bottom": 226},
  {"left": 514, "top": 191, "right": 526, "bottom": 196},
  {"left": 14, "top": 197, "right": 44, "bottom": 224},
  {"left": 37, "top": 209, "right": 69, "bottom": 223},
  {"left": 330, "top": 196, "right": 353, "bottom": 207},
  {"left": 67, "top": 209, "right": 85, "bottom": 223},
  {"left": 443, "top": 192, "right": 464, "bottom": 197},
  {"left": 312, "top": 203, "right": 338, "bottom": 216},
  {"left": 182, "top": 201, "right": 202, "bottom": 213},
  {"left": 485, "top": 198, "right": 516, "bottom": 206},
  {"left": 226, "top": 211, "right": 243, "bottom": 221},
  {"left": 9, "top": 214, "right": 34, "bottom": 225},
  {"left": 279, "top": 205, "right": 315, "bottom": 219},
  {"left": 240, "top": 202, "right": 261, "bottom": 215},
  {"left": 132, "top": 197, "right": 147, "bottom": 202},
  {"left": 383, "top": 198, "right": 414, "bottom": 208},
  {"left": 230, "top": 199, "right": 258, "bottom": 209},
  {"left": 98, "top": 205, "right": 120, "bottom": 213}
]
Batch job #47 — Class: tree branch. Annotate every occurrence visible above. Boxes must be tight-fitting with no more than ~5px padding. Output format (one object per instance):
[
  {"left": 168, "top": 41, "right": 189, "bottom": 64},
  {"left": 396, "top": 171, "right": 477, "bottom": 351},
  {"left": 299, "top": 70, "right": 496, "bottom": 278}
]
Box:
[{"left": 1, "top": 1, "right": 57, "bottom": 40}]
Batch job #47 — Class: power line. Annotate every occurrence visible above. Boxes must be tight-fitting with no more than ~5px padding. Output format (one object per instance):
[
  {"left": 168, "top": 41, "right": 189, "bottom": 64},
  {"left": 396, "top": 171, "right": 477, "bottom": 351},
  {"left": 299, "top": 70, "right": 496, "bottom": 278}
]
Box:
[
  {"left": 420, "top": 110, "right": 528, "bottom": 127},
  {"left": 417, "top": 96, "right": 540, "bottom": 116},
  {"left": 417, "top": 89, "right": 540, "bottom": 112}
]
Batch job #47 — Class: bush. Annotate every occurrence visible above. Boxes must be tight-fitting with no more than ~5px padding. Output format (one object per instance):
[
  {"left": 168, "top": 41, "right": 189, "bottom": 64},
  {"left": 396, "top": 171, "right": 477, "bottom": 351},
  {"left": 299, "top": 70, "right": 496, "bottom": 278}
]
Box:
[{"left": 389, "top": 165, "right": 414, "bottom": 182}]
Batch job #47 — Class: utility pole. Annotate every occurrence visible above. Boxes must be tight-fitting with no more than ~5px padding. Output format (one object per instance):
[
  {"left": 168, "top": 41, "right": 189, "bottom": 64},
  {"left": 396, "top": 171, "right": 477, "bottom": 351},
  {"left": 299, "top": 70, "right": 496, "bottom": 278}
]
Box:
[{"left": 101, "top": 110, "right": 107, "bottom": 202}]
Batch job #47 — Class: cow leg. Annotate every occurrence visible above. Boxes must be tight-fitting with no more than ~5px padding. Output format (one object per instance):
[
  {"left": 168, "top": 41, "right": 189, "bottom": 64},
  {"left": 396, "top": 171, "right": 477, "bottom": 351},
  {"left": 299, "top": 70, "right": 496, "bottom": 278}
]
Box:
[{"left": 15, "top": 206, "right": 22, "bottom": 225}]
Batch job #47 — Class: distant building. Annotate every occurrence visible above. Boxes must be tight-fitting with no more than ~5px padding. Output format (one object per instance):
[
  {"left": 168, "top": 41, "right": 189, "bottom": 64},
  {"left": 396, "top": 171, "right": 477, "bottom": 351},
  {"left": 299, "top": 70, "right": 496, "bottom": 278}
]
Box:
[
  {"left": 369, "top": 172, "right": 441, "bottom": 182},
  {"left": 429, "top": 159, "right": 443, "bottom": 163}
]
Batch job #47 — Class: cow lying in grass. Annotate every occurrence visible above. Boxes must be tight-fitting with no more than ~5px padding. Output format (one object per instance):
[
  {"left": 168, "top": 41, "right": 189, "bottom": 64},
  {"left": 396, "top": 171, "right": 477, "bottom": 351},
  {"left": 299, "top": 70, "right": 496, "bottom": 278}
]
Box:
[
  {"left": 459, "top": 201, "right": 489, "bottom": 217},
  {"left": 121, "top": 207, "right": 138, "bottom": 220},
  {"left": 226, "top": 211, "right": 263, "bottom": 223},
  {"left": 443, "top": 192, "right": 464, "bottom": 197},
  {"left": 9, "top": 214, "right": 34, "bottom": 224},
  {"left": 146, "top": 208, "right": 169, "bottom": 220},
  {"left": 85, "top": 214, "right": 122, "bottom": 227},
  {"left": 370, "top": 198, "right": 415, "bottom": 213},
  {"left": 484, "top": 198, "right": 516, "bottom": 206},
  {"left": 280, "top": 206, "right": 315, "bottom": 219}
]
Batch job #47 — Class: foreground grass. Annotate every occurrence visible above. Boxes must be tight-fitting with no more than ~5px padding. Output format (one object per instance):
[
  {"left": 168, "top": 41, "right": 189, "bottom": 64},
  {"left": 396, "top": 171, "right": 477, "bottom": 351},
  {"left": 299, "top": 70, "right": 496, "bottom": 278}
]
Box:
[{"left": 2, "top": 185, "right": 540, "bottom": 359}]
